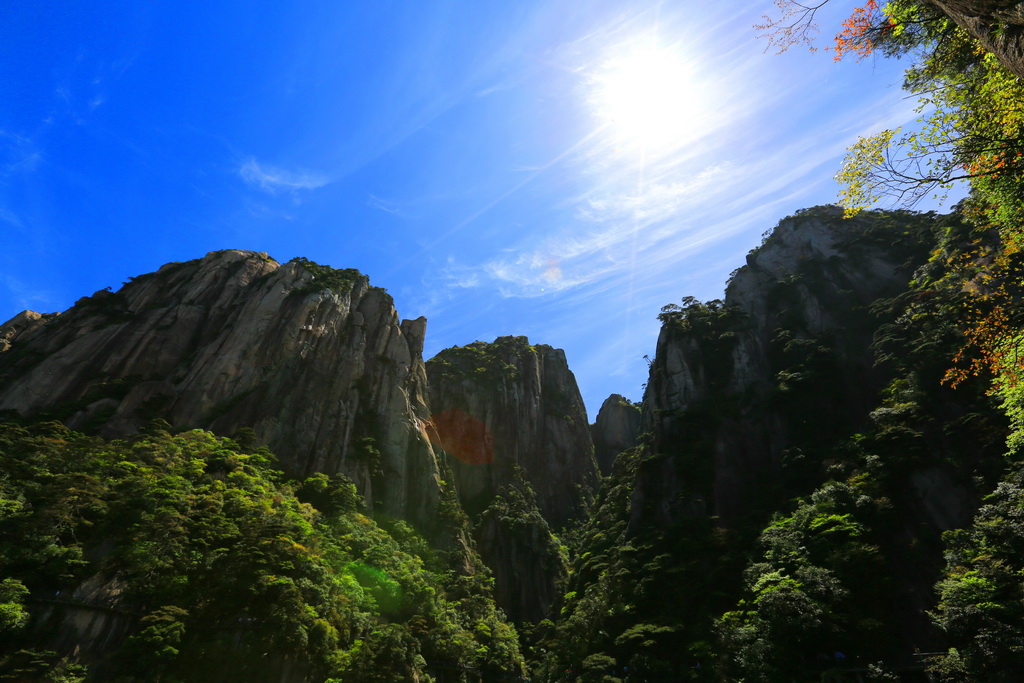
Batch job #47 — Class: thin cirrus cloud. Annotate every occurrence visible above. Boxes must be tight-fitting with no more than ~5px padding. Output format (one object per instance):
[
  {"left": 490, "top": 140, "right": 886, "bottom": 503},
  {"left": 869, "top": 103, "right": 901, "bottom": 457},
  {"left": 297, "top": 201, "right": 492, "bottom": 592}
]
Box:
[
  {"left": 453, "top": 71, "right": 930, "bottom": 304},
  {"left": 366, "top": 193, "right": 413, "bottom": 218},
  {"left": 463, "top": 157, "right": 737, "bottom": 299},
  {"left": 1, "top": 273, "right": 56, "bottom": 313},
  {"left": 239, "top": 158, "right": 330, "bottom": 195}
]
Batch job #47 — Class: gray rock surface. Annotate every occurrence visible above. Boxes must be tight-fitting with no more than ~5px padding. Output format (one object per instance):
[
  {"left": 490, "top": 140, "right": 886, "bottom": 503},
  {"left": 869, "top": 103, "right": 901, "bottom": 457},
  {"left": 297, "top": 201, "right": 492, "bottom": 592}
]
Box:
[
  {"left": 591, "top": 394, "right": 641, "bottom": 475},
  {"left": 426, "top": 336, "right": 598, "bottom": 528},
  {"left": 0, "top": 250, "right": 445, "bottom": 535},
  {"left": 639, "top": 207, "right": 934, "bottom": 524},
  {"left": 426, "top": 336, "right": 598, "bottom": 621},
  {"left": 0, "top": 310, "right": 54, "bottom": 352}
]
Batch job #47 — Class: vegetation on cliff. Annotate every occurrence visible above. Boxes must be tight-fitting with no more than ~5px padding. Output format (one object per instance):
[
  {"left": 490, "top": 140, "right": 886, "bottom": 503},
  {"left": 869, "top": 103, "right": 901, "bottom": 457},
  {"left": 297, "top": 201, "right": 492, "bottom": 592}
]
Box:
[
  {"left": 290, "top": 257, "right": 368, "bottom": 296},
  {"left": 539, "top": 205, "right": 1024, "bottom": 680},
  {"left": 7, "top": 3, "right": 1024, "bottom": 681},
  {"left": 426, "top": 336, "right": 535, "bottom": 385},
  {"left": 532, "top": 0, "right": 1024, "bottom": 666},
  {"left": 0, "top": 421, "right": 523, "bottom": 682},
  {"left": 529, "top": 2, "right": 1024, "bottom": 678}
]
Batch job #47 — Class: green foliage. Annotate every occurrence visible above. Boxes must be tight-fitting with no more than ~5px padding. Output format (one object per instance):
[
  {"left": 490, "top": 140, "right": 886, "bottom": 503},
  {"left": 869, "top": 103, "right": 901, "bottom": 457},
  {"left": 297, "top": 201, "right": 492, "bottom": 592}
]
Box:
[
  {"left": 657, "top": 297, "right": 743, "bottom": 336},
  {"left": 556, "top": 201, "right": 1011, "bottom": 679},
  {"left": 837, "top": 129, "right": 899, "bottom": 216},
  {"left": 426, "top": 336, "right": 535, "bottom": 386},
  {"left": 0, "top": 421, "right": 523, "bottom": 681},
  {"left": 535, "top": 446, "right": 739, "bottom": 681},
  {"left": 997, "top": 371, "right": 1024, "bottom": 455},
  {"left": 0, "top": 649, "right": 88, "bottom": 682},
  {"left": 289, "top": 256, "right": 367, "bottom": 296},
  {"left": 929, "top": 465, "right": 1024, "bottom": 681},
  {"left": 0, "top": 579, "right": 29, "bottom": 634},
  {"left": 121, "top": 606, "right": 189, "bottom": 676},
  {"left": 717, "top": 478, "right": 896, "bottom": 681},
  {"left": 835, "top": 2, "right": 1024, "bottom": 225}
]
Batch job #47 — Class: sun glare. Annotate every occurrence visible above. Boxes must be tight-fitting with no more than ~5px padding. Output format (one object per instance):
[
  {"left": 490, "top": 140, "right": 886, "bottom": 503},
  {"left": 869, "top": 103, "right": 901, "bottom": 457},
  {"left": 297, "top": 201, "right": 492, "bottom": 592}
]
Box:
[{"left": 591, "top": 44, "right": 704, "bottom": 155}]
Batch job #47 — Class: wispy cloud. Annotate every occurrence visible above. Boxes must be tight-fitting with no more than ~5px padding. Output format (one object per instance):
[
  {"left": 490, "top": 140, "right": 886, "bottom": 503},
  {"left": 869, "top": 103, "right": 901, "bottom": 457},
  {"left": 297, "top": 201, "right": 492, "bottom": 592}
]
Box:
[
  {"left": 578, "top": 164, "right": 732, "bottom": 228},
  {"left": 439, "top": 62, "right": 930, "bottom": 304},
  {"left": 0, "top": 207, "right": 27, "bottom": 232},
  {"left": 239, "top": 158, "right": 330, "bottom": 194},
  {"left": 441, "top": 257, "right": 482, "bottom": 290},
  {"left": 1, "top": 274, "right": 56, "bottom": 314},
  {"left": 366, "top": 193, "right": 412, "bottom": 218},
  {"left": 0, "top": 130, "right": 43, "bottom": 177},
  {"left": 245, "top": 201, "right": 296, "bottom": 221}
]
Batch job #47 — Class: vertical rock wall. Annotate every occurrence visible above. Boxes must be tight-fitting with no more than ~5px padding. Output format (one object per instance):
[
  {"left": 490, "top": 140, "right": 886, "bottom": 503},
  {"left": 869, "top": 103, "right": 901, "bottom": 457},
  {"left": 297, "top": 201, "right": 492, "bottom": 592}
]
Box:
[
  {"left": 591, "top": 394, "right": 641, "bottom": 476},
  {"left": 426, "top": 336, "right": 598, "bottom": 528},
  {"left": 638, "top": 207, "right": 937, "bottom": 525},
  {"left": 426, "top": 336, "right": 599, "bottom": 621}
]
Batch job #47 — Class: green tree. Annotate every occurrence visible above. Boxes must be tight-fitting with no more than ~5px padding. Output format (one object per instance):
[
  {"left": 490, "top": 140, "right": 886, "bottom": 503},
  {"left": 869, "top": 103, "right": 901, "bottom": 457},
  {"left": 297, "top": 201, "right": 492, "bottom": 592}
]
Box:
[
  {"left": 0, "top": 578, "right": 29, "bottom": 634},
  {"left": 930, "top": 468, "right": 1024, "bottom": 681}
]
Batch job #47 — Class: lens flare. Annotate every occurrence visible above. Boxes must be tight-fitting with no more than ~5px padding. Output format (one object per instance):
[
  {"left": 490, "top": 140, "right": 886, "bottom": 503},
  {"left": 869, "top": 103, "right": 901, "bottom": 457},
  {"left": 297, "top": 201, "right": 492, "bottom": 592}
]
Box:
[{"left": 427, "top": 408, "right": 495, "bottom": 465}]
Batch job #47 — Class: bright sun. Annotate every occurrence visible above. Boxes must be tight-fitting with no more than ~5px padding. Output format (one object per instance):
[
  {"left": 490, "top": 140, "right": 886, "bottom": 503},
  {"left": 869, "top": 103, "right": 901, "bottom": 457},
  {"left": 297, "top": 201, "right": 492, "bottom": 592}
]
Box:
[{"left": 591, "top": 44, "right": 703, "bottom": 155}]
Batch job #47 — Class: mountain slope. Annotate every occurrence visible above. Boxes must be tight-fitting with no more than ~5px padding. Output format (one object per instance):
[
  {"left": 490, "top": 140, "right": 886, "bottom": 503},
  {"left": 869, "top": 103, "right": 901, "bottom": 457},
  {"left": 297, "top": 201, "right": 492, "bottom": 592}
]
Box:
[{"left": 0, "top": 250, "right": 444, "bottom": 535}]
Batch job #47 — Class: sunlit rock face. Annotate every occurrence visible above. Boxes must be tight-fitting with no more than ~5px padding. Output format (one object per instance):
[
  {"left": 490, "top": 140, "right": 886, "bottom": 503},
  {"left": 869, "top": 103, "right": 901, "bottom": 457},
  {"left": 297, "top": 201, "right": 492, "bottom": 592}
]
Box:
[
  {"left": 0, "top": 250, "right": 445, "bottom": 534},
  {"left": 591, "top": 393, "right": 641, "bottom": 475},
  {"left": 0, "top": 310, "right": 54, "bottom": 352},
  {"left": 638, "top": 207, "right": 938, "bottom": 525}
]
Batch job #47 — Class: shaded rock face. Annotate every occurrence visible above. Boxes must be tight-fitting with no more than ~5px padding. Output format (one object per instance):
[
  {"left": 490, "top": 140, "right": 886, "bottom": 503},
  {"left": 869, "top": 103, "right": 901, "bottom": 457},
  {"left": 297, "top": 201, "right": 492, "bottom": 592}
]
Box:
[
  {"left": 426, "top": 336, "right": 597, "bottom": 621},
  {"left": 426, "top": 336, "right": 598, "bottom": 528},
  {"left": 591, "top": 394, "right": 641, "bottom": 475},
  {"left": 476, "top": 513, "right": 565, "bottom": 624},
  {"left": 932, "top": 0, "right": 1024, "bottom": 79},
  {"left": 639, "top": 207, "right": 937, "bottom": 525},
  {"left": 474, "top": 476, "right": 568, "bottom": 623},
  {"left": 0, "top": 250, "right": 443, "bottom": 534}
]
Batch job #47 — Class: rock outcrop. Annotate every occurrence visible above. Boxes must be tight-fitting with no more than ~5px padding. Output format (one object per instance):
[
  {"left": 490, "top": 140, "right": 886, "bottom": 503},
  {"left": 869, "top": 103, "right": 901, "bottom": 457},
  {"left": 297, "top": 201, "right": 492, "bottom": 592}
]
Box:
[
  {"left": 638, "top": 207, "right": 939, "bottom": 524},
  {"left": 426, "top": 336, "right": 599, "bottom": 621},
  {"left": 0, "top": 250, "right": 445, "bottom": 535},
  {"left": 931, "top": 0, "right": 1024, "bottom": 80},
  {"left": 426, "top": 336, "right": 598, "bottom": 528},
  {"left": 474, "top": 472, "right": 568, "bottom": 623},
  {"left": 591, "top": 394, "right": 641, "bottom": 475},
  {"left": 0, "top": 310, "right": 54, "bottom": 352}
]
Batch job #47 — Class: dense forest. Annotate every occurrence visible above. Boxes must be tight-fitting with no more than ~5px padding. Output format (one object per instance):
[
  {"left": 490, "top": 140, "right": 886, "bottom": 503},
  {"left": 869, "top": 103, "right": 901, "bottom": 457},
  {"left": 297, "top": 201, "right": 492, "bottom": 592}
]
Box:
[
  {"left": 5, "top": 0, "right": 1024, "bottom": 681},
  {"left": 0, "top": 422, "right": 524, "bottom": 681}
]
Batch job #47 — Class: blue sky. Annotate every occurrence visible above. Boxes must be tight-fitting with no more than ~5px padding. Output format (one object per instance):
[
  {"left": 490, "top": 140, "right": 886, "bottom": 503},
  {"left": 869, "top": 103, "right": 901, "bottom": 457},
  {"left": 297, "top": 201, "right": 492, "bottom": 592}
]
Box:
[{"left": 0, "top": 1, "right": 960, "bottom": 419}]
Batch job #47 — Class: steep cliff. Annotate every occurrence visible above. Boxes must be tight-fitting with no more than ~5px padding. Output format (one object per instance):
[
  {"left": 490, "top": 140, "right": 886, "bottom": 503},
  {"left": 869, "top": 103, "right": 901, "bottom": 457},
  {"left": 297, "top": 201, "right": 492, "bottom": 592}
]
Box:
[
  {"left": 0, "top": 250, "right": 444, "bottom": 535},
  {"left": 426, "top": 336, "right": 598, "bottom": 528},
  {"left": 542, "top": 207, "right": 1010, "bottom": 679},
  {"left": 474, "top": 470, "right": 568, "bottom": 624},
  {"left": 426, "top": 336, "right": 598, "bottom": 622},
  {"left": 590, "top": 394, "right": 641, "bottom": 476},
  {"left": 640, "top": 206, "right": 941, "bottom": 524}
]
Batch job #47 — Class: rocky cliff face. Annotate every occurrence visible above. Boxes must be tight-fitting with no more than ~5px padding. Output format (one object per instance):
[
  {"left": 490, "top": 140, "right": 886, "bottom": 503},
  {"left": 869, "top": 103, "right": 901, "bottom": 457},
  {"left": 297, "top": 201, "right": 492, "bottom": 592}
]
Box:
[
  {"left": 591, "top": 394, "right": 641, "bottom": 475},
  {"left": 931, "top": 0, "right": 1024, "bottom": 79},
  {"left": 426, "top": 336, "right": 598, "bottom": 528},
  {"left": 425, "top": 336, "right": 598, "bottom": 621},
  {"left": 544, "top": 208, "right": 1005, "bottom": 675},
  {"left": 638, "top": 207, "right": 940, "bottom": 524},
  {"left": 0, "top": 250, "right": 444, "bottom": 535},
  {"left": 473, "top": 472, "right": 568, "bottom": 623}
]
